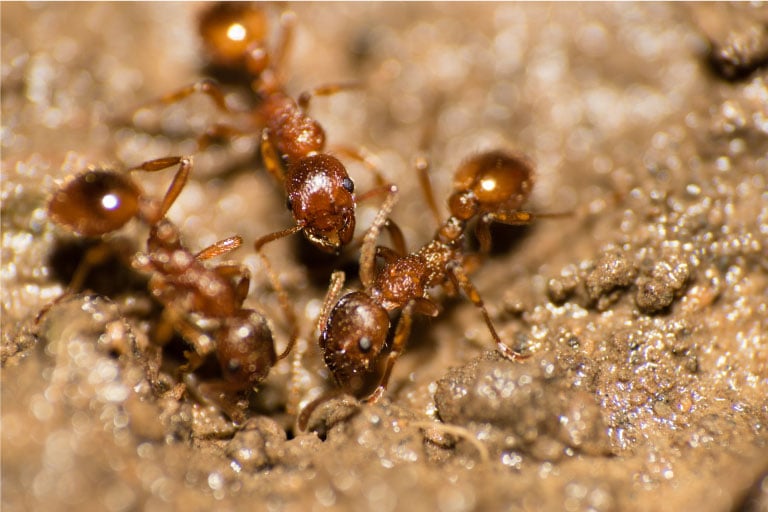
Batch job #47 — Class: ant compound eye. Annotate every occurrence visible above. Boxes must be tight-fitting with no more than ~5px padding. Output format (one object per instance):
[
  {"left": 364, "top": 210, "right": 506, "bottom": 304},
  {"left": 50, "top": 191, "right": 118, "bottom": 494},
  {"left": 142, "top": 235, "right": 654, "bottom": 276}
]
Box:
[
  {"left": 341, "top": 177, "right": 354, "bottom": 193},
  {"left": 358, "top": 336, "right": 372, "bottom": 353},
  {"left": 285, "top": 196, "right": 293, "bottom": 211}
]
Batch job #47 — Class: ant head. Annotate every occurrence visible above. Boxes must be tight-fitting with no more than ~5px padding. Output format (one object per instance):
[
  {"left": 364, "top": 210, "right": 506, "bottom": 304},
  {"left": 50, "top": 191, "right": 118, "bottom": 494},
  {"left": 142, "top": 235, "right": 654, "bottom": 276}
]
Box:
[
  {"left": 216, "top": 310, "right": 277, "bottom": 388},
  {"left": 198, "top": 2, "right": 270, "bottom": 75},
  {"left": 286, "top": 154, "right": 356, "bottom": 254},
  {"left": 320, "top": 292, "right": 390, "bottom": 395},
  {"left": 448, "top": 151, "right": 534, "bottom": 221},
  {"left": 48, "top": 170, "right": 142, "bottom": 237}
]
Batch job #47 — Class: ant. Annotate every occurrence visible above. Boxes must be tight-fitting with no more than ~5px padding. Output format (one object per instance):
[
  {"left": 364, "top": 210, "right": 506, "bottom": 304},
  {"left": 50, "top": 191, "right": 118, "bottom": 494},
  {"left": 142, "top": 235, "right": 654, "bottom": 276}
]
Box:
[
  {"left": 133, "top": 216, "right": 297, "bottom": 420},
  {"left": 45, "top": 155, "right": 295, "bottom": 419},
  {"left": 299, "top": 150, "right": 535, "bottom": 429},
  {"left": 147, "top": 2, "right": 392, "bottom": 255}
]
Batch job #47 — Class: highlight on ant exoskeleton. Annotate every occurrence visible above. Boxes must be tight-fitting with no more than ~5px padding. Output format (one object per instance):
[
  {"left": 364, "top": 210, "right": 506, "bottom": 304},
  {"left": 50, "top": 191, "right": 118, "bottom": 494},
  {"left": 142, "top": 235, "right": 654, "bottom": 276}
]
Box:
[
  {"left": 141, "top": 1, "right": 394, "bottom": 256},
  {"left": 299, "top": 149, "right": 536, "bottom": 429},
  {"left": 44, "top": 155, "right": 296, "bottom": 421}
]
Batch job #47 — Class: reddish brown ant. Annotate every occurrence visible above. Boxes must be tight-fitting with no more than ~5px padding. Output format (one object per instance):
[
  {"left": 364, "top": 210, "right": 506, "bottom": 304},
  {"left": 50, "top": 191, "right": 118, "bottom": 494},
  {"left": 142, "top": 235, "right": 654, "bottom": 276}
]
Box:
[
  {"left": 300, "top": 150, "right": 535, "bottom": 429},
  {"left": 145, "top": 2, "right": 392, "bottom": 255},
  {"left": 45, "top": 155, "right": 295, "bottom": 419},
  {"left": 133, "top": 216, "right": 297, "bottom": 419},
  {"left": 46, "top": 156, "right": 193, "bottom": 293}
]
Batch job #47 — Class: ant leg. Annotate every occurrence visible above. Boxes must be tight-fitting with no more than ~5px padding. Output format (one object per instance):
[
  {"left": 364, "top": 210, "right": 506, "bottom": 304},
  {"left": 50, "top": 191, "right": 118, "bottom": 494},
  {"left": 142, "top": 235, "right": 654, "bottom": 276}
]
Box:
[
  {"left": 461, "top": 253, "right": 484, "bottom": 276},
  {"left": 475, "top": 211, "right": 534, "bottom": 254},
  {"left": 269, "top": 10, "right": 296, "bottom": 87},
  {"left": 286, "top": 337, "right": 306, "bottom": 418},
  {"left": 287, "top": 271, "right": 345, "bottom": 420},
  {"left": 296, "top": 388, "right": 351, "bottom": 433},
  {"left": 405, "top": 420, "right": 490, "bottom": 464},
  {"left": 375, "top": 245, "right": 401, "bottom": 264},
  {"left": 196, "top": 123, "right": 250, "bottom": 151},
  {"left": 414, "top": 155, "right": 442, "bottom": 227},
  {"left": 487, "top": 210, "right": 534, "bottom": 225},
  {"left": 364, "top": 297, "right": 438, "bottom": 403},
  {"left": 68, "top": 240, "right": 129, "bottom": 293},
  {"left": 260, "top": 129, "right": 287, "bottom": 183},
  {"left": 123, "top": 80, "right": 238, "bottom": 131},
  {"left": 195, "top": 235, "right": 243, "bottom": 261},
  {"left": 254, "top": 242, "right": 297, "bottom": 360},
  {"left": 182, "top": 373, "right": 248, "bottom": 424},
  {"left": 447, "top": 263, "right": 526, "bottom": 361},
  {"left": 364, "top": 301, "right": 417, "bottom": 403},
  {"left": 474, "top": 218, "right": 493, "bottom": 255},
  {"left": 37, "top": 236, "right": 137, "bottom": 327},
  {"left": 155, "top": 78, "right": 235, "bottom": 113},
  {"left": 383, "top": 219, "right": 407, "bottom": 257},
  {"left": 411, "top": 92, "right": 447, "bottom": 226},
  {"left": 128, "top": 156, "right": 193, "bottom": 223},
  {"left": 253, "top": 224, "right": 304, "bottom": 252},
  {"left": 351, "top": 186, "right": 407, "bottom": 256},
  {"left": 316, "top": 270, "right": 346, "bottom": 336},
  {"left": 211, "top": 264, "right": 251, "bottom": 304},
  {"left": 160, "top": 307, "right": 216, "bottom": 359},
  {"left": 331, "top": 145, "right": 387, "bottom": 187},
  {"left": 344, "top": 218, "right": 405, "bottom": 259},
  {"left": 359, "top": 184, "right": 399, "bottom": 290},
  {"left": 297, "top": 82, "right": 362, "bottom": 111}
]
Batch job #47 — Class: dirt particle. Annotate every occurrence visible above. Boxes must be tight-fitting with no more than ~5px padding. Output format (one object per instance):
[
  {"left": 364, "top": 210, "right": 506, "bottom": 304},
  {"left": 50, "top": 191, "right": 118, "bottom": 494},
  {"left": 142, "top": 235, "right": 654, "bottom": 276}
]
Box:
[
  {"left": 547, "top": 269, "right": 580, "bottom": 304},
  {"left": 701, "top": 8, "right": 768, "bottom": 81},
  {"left": 635, "top": 257, "right": 691, "bottom": 313},
  {"left": 585, "top": 251, "right": 637, "bottom": 310},
  {"left": 434, "top": 352, "right": 612, "bottom": 461}
]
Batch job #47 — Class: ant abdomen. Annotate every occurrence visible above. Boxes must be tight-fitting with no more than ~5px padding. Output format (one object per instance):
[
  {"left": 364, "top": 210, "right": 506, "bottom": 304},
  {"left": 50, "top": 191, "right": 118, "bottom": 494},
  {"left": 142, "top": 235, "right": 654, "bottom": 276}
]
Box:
[
  {"left": 48, "top": 170, "right": 141, "bottom": 237},
  {"left": 320, "top": 291, "right": 390, "bottom": 395},
  {"left": 198, "top": 2, "right": 270, "bottom": 75},
  {"left": 216, "top": 309, "right": 277, "bottom": 388},
  {"left": 448, "top": 151, "right": 534, "bottom": 220}
]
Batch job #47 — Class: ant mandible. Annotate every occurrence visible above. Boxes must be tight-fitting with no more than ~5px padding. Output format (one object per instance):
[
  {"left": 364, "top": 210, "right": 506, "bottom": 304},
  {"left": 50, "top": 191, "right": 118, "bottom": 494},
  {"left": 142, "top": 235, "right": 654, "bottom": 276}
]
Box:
[
  {"left": 313, "top": 150, "right": 535, "bottom": 409},
  {"left": 45, "top": 156, "right": 295, "bottom": 416},
  {"left": 150, "top": 2, "right": 392, "bottom": 255}
]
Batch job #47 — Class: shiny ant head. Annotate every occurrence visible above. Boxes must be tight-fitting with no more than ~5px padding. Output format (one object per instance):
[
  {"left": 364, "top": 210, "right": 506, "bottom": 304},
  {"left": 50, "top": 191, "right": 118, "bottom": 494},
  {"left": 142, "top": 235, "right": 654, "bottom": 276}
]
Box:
[
  {"left": 48, "top": 170, "right": 142, "bottom": 237},
  {"left": 447, "top": 150, "right": 534, "bottom": 221},
  {"left": 198, "top": 2, "right": 270, "bottom": 75},
  {"left": 285, "top": 154, "right": 356, "bottom": 254},
  {"left": 320, "top": 292, "right": 390, "bottom": 395},
  {"left": 216, "top": 309, "right": 277, "bottom": 388}
]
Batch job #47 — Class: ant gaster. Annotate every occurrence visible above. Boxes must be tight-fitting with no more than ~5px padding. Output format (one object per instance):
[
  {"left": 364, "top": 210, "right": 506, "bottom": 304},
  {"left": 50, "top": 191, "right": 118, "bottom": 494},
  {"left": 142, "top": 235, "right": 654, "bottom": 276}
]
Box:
[
  {"left": 152, "top": 2, "right": 391, "bottom": 255},
  {"left": 311, "top": 150, "right": 534, "bottom": 414},
  {"left": 46, "top": 156, "right": 295, "bottom": 416},
  {"left": 197, "top": 2, "right": 272, "bottom": 77}
]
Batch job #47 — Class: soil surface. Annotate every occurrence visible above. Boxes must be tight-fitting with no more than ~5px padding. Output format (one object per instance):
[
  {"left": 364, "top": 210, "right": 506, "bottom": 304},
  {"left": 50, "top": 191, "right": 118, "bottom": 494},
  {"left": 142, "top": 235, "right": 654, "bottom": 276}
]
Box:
[{"left": 2, "top": 3, "right": 768, "bottom": 512}]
